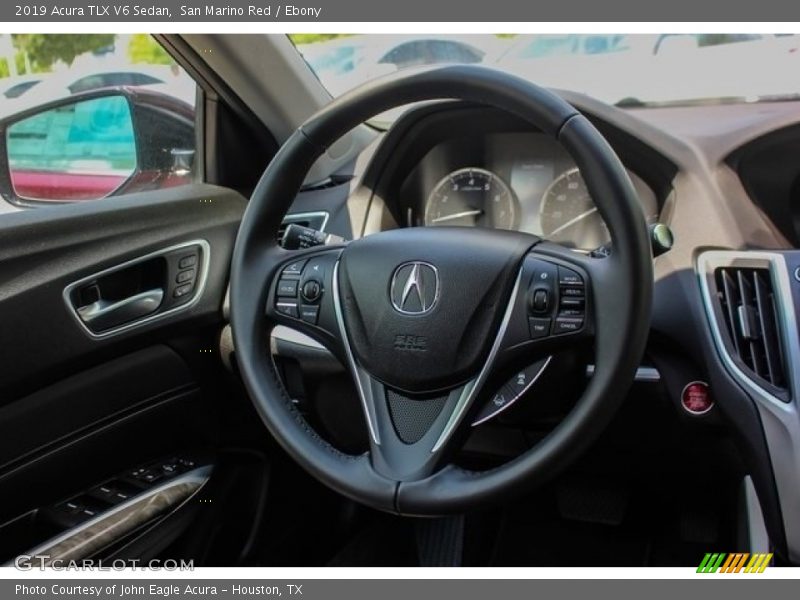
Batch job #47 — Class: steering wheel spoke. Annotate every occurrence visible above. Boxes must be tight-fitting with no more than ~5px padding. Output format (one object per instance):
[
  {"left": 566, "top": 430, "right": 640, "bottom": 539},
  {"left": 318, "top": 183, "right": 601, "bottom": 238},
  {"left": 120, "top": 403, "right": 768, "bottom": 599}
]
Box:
[
  {"left": 423, "top": 245, "right": 598, "bottom": 434},
  {"left": 351, "top": 369, "right": 479, "bottom": 481}
]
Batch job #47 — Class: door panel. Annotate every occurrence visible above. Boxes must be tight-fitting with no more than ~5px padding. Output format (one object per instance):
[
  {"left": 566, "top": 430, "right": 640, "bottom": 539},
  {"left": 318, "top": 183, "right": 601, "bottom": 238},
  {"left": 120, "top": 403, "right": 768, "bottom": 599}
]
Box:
[
  {"left": 0, "top": 345, "right": 198, "bottom": 473},
  {"left": 0, "top": 181, "right": 246, "bottom": 562},
  {"left": 0, "top": 183, "right": 245, "bottom": 399}
]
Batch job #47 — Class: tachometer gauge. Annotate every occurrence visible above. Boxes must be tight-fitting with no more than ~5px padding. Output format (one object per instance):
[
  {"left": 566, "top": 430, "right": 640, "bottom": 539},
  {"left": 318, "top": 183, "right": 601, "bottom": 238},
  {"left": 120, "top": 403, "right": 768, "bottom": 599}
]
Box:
[
  {"left": 540, "top": 167, "right": 608, "bottom": 249},
  {"left": 424, "top": 168, "right": 517, "bottom": 229}
]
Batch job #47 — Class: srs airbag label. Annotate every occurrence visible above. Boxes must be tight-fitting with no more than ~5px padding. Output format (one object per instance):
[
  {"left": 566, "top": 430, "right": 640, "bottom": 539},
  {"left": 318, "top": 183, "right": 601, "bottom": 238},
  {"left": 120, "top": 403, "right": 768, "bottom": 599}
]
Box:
[{"left": 393, "top": 334, "right": 428, "bottom": 351}]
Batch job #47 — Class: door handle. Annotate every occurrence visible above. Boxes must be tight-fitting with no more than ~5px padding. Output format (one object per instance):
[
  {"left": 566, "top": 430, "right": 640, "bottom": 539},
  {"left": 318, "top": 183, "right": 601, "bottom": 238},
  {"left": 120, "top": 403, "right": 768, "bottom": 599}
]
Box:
[{"left": 76, "top": 288, "right": 164, "bottom": 332}]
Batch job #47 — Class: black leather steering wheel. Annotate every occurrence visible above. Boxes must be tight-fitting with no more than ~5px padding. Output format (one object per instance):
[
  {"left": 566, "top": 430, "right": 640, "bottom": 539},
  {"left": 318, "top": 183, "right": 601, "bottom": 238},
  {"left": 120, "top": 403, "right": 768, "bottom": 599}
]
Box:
[{"left": 229, "top": 65, "right": 652, "bottom": 515}]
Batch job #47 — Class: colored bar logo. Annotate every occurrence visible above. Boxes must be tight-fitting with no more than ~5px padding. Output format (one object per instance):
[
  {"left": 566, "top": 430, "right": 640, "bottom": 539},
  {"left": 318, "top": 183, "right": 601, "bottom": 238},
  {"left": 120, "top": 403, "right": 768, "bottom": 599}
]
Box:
[{"left": 697, "top": 552, "right": 772, "bottom": 573}]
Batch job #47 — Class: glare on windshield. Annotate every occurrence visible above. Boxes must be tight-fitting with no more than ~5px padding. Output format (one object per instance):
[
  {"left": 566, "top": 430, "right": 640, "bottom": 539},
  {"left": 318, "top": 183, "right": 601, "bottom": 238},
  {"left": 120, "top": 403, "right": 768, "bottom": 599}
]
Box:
[{"left": 290, "top": 33, "right": 800, "bottom": 108}]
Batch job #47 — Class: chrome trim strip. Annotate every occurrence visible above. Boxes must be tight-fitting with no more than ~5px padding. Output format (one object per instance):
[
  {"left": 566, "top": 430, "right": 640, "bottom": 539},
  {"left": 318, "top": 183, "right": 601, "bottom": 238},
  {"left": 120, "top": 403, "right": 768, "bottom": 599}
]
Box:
[
  {"left": 431, "top": 267, "right": 524, "bottom": 453},
  {"left": 472, "top": 356, "right": 553, "bottom": 426},
  {"left": 743, "top": 475, "right": 770, "bottom": 553},
  {"left": 585, "top": 364, "right": 661, "bottom": 382},
  {"left": 77, "top": 288, "right": 164, "bottom": 326},
  {"left": 697, "top": 250, "right": 800, "bottom": 561},
  {"left": 63, "top": 239, "right": 211, "bottom": 340},
  {"left": 331, "top": 260, "right": 380, "bottom": 445},
  {"left": 9, "top": 466, "right": 211, "bottom": 565},
  {"left": 272, "top": 325, "right": 326, "bottom": 350}
]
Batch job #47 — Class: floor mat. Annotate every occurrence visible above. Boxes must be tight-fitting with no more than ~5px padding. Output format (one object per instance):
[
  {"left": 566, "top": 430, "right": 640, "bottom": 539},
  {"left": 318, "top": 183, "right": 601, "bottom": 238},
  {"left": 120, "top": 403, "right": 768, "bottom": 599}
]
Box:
[
  {"left": 487, "top": 473, "right": 731, "bottom": 567},
  {"left": 326, "top": 518, "right": 419, "bottom": 567}
]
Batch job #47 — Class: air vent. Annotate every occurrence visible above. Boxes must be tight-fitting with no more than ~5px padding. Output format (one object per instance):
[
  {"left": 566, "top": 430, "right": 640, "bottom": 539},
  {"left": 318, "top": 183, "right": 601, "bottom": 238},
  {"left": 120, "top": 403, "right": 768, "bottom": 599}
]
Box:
[
  {"left": 715, "top": 266, "right": 787, "bottom": 395},
  {"left": 277, "top": 212, "right": 328, "bottom": 244}
]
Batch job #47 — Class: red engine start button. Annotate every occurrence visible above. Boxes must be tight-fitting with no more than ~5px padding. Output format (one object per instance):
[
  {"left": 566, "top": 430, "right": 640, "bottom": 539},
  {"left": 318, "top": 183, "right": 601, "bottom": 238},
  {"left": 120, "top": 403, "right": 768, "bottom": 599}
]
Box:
[{"left": 681, "top": 381, "right": 714, "bottom": 415}]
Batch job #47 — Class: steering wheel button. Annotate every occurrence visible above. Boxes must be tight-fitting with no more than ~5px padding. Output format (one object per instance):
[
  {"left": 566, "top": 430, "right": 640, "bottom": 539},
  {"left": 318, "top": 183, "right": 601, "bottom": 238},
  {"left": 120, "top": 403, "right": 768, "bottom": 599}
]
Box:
[
  {"left": 305, "top": 258, "right": 327, "bottom": 279},
  {"left": 299, "top": 305, "right": 319, "bottom": 324},
  {"left": 561, "top": 287, "right": 585, "bottom": 298},
  {"left": 277, "top": 279, "right": 298, "bottom": 297},
  {"left": 532, "top": 289, "right": 549, "bottom": 312},
  {"left": 560, "top": 296, "right": 584, "bottom": 309},
  {"left": 301, "top": 280, "right": 322, "bottom": 302},
  {"left": 282, "top": 259, "right": 307, "bottom": 276},
  {"left": 276, "top": 302, "right": 299, "bottom": 318},
  {"left": 554, "top": 317, "right": 583, "bottom": 334},
  {"left": 558, "top": 266, "right": 583, "bottom": 286},
  {"left": 511, "top": 370, "right": 531, "bottom": 391},
  {"left": 491, "top": 391, "right": 510, "bottom": 409},
  {"left": 528, "top": 317, "right": 551, "bottom": 339}
]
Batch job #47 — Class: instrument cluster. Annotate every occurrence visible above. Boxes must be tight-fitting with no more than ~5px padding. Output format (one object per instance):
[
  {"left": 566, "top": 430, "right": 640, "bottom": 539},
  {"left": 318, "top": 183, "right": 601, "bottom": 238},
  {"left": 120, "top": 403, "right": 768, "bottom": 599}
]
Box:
[{"left": 400, "top": 131, "right": 659, "bottom": 250}]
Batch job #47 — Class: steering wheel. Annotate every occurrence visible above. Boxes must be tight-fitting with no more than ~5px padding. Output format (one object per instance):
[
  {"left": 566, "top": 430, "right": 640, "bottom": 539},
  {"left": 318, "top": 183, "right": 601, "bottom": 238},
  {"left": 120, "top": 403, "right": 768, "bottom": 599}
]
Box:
[{"left": 229, "top": 65, "right": 652, "bottom": 515}]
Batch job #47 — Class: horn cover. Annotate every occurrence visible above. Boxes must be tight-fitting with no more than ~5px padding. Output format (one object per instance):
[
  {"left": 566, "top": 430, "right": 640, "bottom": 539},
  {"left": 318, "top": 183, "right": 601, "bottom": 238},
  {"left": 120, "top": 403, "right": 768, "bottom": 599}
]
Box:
[{"left": 337, "top": 227, "right": 535, "bottom": 393}]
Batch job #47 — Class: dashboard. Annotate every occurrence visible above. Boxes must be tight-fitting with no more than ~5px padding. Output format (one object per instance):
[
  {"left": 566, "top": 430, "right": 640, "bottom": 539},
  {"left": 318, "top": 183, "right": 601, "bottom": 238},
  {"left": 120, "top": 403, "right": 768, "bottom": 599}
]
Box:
[{"left": 399, "top": 131, "right": 659, "bottom": 249}]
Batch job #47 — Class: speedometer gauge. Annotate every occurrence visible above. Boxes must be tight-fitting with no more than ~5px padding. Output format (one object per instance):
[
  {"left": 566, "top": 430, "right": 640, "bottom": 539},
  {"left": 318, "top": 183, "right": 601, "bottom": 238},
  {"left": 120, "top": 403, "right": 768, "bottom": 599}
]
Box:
[
  {"left": 540, "top": 167, "right": 609, "bottom": 249},
  {"left": 425, "top": 168, "right": 517, "bottom": 230}
]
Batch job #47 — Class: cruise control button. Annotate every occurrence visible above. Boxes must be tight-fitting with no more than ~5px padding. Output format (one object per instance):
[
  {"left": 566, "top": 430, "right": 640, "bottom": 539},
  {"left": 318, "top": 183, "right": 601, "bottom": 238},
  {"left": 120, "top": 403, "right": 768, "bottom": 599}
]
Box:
[
  {"left": 558, "top": 266, "right": 583, "bottom": 287},
  {"left": 561, "top": 287, "right": 585, "bottom": 297},
  {"left": 553, "top": 317, "right": 583, "bottom": 334},
  {"left": 282, "top": 259, "right": 307, "bottom": 276},
  {"left": 277, "top": 279, "right": 298, "bottom": 297},
  {"left": 299, "top": 305, "right": 319, "bottom": 324},
  {"left": 276, "top": 302, "right": 299, "bottom": 318},
  {"left": 560, "top": 296, "right": 585, "bottom": 309},
  {"left": 528, "top": 317, "right": 551, "bottom": 339}
]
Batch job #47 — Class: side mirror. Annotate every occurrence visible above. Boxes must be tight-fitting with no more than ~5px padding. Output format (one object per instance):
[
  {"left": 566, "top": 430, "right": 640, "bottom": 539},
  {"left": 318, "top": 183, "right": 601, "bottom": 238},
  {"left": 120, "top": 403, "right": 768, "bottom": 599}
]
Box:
[
  {"left": 0, "top": 89, "right": 195, "bottom": 207},
  {"left": 7, "top": 95, "right": 136, "bottom": 202}
]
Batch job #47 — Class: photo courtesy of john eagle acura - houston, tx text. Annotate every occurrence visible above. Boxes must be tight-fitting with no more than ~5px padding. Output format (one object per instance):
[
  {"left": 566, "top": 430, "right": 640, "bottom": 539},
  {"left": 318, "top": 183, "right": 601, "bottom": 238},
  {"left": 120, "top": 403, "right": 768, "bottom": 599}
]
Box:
[{"left": 1, "top": 31, "right": 800, "bottom": 573}]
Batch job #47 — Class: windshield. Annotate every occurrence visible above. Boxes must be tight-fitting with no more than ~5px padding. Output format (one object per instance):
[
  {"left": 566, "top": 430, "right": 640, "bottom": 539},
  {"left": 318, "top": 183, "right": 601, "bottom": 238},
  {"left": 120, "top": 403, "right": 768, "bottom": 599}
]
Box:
[{"left": 291, "top": 33, "right": 800, "bottom": 110}]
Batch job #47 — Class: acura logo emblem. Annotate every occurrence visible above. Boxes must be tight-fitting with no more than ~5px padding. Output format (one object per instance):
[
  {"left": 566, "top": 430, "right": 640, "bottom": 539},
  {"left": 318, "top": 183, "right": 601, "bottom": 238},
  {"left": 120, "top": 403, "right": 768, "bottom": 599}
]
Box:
[{"left": 390, "top": 262, "right": 440, "bottom": 315}]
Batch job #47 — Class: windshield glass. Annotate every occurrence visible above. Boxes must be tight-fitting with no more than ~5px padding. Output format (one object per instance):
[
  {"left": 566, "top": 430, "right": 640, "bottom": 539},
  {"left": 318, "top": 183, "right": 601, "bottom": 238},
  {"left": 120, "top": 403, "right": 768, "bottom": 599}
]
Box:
[{"left": 291, "top": 33, "right": 800, "bottom": 110}]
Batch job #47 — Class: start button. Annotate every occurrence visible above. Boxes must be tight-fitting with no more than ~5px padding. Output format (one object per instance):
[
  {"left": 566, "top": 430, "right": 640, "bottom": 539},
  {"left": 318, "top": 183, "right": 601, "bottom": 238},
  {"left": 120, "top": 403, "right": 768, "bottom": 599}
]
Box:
[{"left": 681, "top": 381, "right": 714, "bottom": 415}]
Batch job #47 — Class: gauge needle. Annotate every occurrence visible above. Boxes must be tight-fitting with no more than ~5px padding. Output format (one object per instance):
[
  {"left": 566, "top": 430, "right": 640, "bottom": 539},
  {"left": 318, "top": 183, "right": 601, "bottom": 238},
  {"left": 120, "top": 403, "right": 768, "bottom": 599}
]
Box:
[
  {"left": 431, "top": 209, "right": 484, "bottom": 223},
  {"left": 547, "top": 207, "right": 599, "bottom": 236}
]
